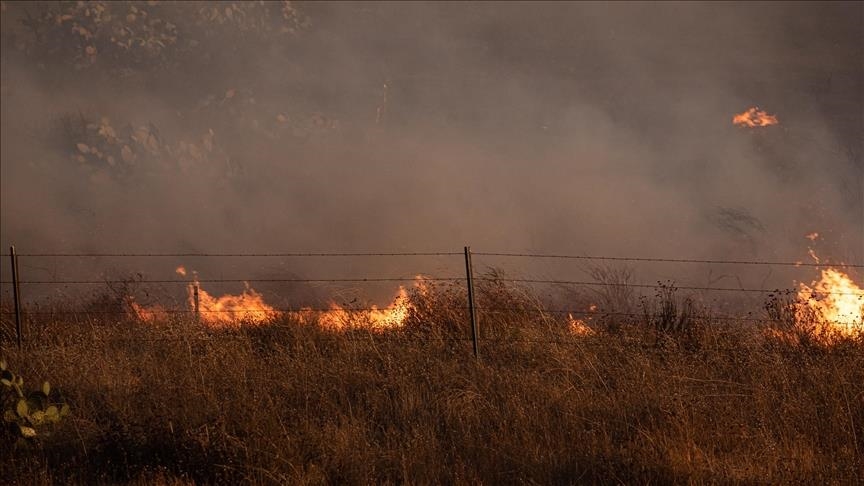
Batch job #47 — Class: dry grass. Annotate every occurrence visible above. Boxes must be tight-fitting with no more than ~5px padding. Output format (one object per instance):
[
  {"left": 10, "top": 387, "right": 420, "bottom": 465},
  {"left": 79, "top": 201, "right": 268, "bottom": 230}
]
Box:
[{"left": 1, "top": 279, "right": 862, "bottom": 485}]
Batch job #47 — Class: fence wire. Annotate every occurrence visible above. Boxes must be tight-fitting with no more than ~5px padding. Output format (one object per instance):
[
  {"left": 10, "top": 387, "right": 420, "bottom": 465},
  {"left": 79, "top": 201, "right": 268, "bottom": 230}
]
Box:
[
  {"left": 0, "top": 251, "right": 463, "bottom": 258},
  {"left": 2, "top": 275, "right": 860, "bottom": 296},
  {"left": 2, "top": 250, "right": 861, "bottom": 268},
  {"left": 474, "top": 252, "right": 864, "bottom": 268}
]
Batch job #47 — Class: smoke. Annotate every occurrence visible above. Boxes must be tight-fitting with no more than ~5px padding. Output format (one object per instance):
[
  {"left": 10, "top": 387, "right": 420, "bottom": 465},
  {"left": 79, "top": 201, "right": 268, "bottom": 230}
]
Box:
[{"left": 1, "top": 1, "right": 862, "bottom": 296}]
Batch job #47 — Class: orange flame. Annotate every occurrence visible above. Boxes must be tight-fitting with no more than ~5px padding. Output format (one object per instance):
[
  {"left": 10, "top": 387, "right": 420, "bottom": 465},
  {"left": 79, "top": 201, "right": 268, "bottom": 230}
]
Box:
[
  {"left": 309, "top": 286, "right": 413, "bottom": 332},
  {"left": 129, "top": 270, "right": 430, "bottom": 330},
  {"left": 127, "top": 297, "right": 169, "bottom": 322},
  {"left": 567, "top": 314, "right": 595, "bottom": 336},
  {"left": 732, "top": 107, "right": 778, "bottom": 127},
  {"left": 175, "top": 266, "right": 187, "bottom": 276},
  {"left": 796, "top": 268, "right": 864, "bottom": 339},
  {"left": 567, "top": 304, "right": 597, "bottom": 336},
  {"left": 191, "top": 281, "right": 279, "bottom": 328},
  {"left": 298, "top": 276, "right": 429, "bottom": 332}
]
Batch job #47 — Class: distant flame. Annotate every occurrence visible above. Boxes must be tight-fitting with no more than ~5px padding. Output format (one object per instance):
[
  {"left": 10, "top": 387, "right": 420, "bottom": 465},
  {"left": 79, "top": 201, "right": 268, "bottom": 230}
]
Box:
[
  {"left": 297, "top": 276, "right": 428, "bottom": 332},
  {"left": 732, "top": 107, "right": 778, "bottom": 127},
  {"left": 192, "top": 281, "right": 279, "bottom": 328},
  {"left": 308, "top": 286, "right": 413, "bottom": 332},
  {"left": 805, "top": 232, "right": 820, "bottom": 241},
  {"left": 129, "top": 269, "right": 430, "bottom": 330},
  {"left": 807, "top": 248, "right": 820, "bottom": 264},
  {"left": 567, "top": 304, "right": 597, "bottom": 336},
  {"left": 127, "top": 298, "right": 168, "bottom": 322},
  {"left": 796, "top": 268, "right": 864, "bottom": 338},
  {"left": 567, "top": 314, "right": 595, "bottom": 336}
]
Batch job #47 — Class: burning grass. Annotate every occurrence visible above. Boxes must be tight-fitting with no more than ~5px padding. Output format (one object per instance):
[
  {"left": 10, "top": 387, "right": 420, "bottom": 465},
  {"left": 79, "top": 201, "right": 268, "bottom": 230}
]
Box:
[{"left": 2, "top": 275, "right": 862, "bottom": 485}]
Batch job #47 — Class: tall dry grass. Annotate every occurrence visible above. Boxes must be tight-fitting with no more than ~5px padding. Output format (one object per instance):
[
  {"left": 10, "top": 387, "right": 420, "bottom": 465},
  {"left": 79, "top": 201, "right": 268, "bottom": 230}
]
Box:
[{"left": 1, "top": 277, "right": 862, "bottom": 485}]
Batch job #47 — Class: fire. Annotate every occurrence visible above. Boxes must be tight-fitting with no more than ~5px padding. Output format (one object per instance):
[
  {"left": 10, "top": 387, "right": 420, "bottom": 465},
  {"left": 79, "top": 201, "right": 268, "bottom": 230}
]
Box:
[
  {"left": 192, "top": 282, "right": 279, "bottom": 328},
  {"left": 129, "top": 269, "right": 280, "bottom": 326},
  {"left": 567, "top": 304, "right": 597, "bottom": 336},
  {"left": 310, "top": 286, "right": 413, "bottom": 332},
  {"left": 567, "top": 314, "right": 595, "bottom": 336},
  {"left": 805, "top": 232, "right": 820, "bottom": 241},
  {"left": 732, "top": 107, "right": 778, "bottom": 127},
  {"left": 300, "top": 276, "right": 429, "bottom": 332},
  {"left": 129, "top": 269, "right": 429, "bottom": 330},
  {"left": 127, "top": 299, "right": 168, "bottom": 322},
  {"left": 796, "top": 268, "right": 864, "bottom": 338}
]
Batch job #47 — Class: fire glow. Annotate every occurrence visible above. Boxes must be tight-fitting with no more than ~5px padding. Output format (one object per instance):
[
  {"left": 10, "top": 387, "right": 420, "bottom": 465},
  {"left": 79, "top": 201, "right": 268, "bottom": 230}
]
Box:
[
  {"left": 732, "top": 107, "right": 778, "bottom": 127},
  {"left": 130, "top": 267, "right": 427, "bottom": 331},
  {"left": 567, "top": 304, "right": 597, "bottom": 336},
  {"left": 302, "top": 285, "right": 414, "bottom": 332},
  {"left": 796, "top": 268, "right": 864, "bottom": 338},
  {"left": 567, "top": 315, "right": 595, "bottom": 336},
  {"left": 191, "top": 283, "right": 279, "bottom": 328}
]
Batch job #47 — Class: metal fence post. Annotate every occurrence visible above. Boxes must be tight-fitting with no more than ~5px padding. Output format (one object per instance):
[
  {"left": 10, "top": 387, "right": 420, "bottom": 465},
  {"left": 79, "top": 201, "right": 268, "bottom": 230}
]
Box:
[
  {"left": 10, "top": 246, "right": 23, "bottom": 350},
  {"left": 193, "top": 284, "right": 200, "bottom": 321},
  {"left": 464, "top": 246, "right": 479, "bottom": 359}
]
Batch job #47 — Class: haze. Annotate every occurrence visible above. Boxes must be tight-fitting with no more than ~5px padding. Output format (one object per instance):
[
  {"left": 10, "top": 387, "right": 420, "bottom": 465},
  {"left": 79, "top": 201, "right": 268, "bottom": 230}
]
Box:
[{"left": 1, "top": 1, "right": 861, "bottom": 298}]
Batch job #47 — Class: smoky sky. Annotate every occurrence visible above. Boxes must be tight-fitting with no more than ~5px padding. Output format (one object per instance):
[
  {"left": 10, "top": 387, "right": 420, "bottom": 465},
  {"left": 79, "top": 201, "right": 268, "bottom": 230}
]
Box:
[{"left": 1, "top": 1, "right": 862, "bottom": 297}]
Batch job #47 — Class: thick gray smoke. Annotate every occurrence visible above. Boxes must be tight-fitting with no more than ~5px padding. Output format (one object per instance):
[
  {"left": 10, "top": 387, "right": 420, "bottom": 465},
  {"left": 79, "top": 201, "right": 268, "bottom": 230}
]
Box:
[{"left": 1, "top": 2, "right": 861, "bottom": 301}]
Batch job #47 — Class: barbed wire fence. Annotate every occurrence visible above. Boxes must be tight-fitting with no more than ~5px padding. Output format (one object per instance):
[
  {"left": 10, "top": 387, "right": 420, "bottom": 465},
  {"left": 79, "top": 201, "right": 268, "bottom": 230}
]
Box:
[{"left": 1, "top": 245, "right": 862, "bottom": 356}]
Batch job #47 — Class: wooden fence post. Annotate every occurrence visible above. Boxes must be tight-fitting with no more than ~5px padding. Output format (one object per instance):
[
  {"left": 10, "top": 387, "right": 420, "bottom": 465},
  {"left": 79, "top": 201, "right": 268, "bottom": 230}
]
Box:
[{"left": 464, "top": 246, "right": 479, "bottom": 359}]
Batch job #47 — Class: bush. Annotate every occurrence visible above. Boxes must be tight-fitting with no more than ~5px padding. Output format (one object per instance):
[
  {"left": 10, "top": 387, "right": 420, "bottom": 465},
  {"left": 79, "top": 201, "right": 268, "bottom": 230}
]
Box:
[{"left": 1, "top": 359, "right": 70, "bottom": 444}]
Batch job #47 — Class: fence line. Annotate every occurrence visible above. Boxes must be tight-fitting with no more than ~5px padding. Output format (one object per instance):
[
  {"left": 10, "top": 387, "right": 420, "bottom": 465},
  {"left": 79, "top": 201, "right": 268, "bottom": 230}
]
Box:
[
  {"left": 474, "top": 252, "right": 864, "bottom": 268},
  {"left": 473, "top": 278, "right": 864, "bottom": 296},
  {"left": 1, "top": 250, "right": 860, "bottom": 268},
  {"left": 0, "top": 251, "right": 463, "bottom": 258},
  {"left": 2, "top": 276, "right": 861, "bottom": 296},
  {"left": 0, "top": 277, "right": 464, "bottom": 285},
  {"left": 2, "top": 246, "right": 862, "bottom": 352}
]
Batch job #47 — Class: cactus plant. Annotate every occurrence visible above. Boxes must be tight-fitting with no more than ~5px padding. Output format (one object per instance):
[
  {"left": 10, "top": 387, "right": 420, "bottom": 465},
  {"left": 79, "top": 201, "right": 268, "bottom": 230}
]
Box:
[{"left": 1, "top": 359, "right": 70, "bottom": 441}]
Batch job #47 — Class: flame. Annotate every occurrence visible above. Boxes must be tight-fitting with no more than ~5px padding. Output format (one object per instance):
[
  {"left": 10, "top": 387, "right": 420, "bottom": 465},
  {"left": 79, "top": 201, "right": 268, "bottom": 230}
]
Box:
[
  {"left": 192, "top": 281, "right": 279, "bottom": 328},
  {"left": 796, "top": 268, "right": 864, "bottom": 338},
  {"left": 732, "top": 107, "right": 778, "bottom": 127},
  {"left": 128, "top": 267, "right": 281, "bottom": 326},
  {"left": 129, "top": 270, "right": 429, "bottom": 330},
  {"left": 567, "top": 304, "right": 597, "bottom": 336},
  {"left": 805, "top": 232, "right": 820, "bottom": 241},
  {"left": 807, "top": 248, "right": 820, "bottom": 264},
  {"left": 567, "top": 314, "right": 595, "bottom": 336},
  {"left": 309, "top": 286, "right": 413, "bottom": 332},
  {"left": 301, "top": 276, "right": 429, "bottom": 332},
  {"left": 127, "top": 298, "right": 168, "bottom": 322}
]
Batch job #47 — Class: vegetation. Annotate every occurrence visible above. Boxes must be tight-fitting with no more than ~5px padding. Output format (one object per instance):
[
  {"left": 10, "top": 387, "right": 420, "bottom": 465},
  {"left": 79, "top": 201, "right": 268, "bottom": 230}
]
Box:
[
  {"left": 1, "top": 278, "right": 861, "bottom": 484},
  {"left": 1, "top": 359, "right": 70, "bottom": 442}
]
